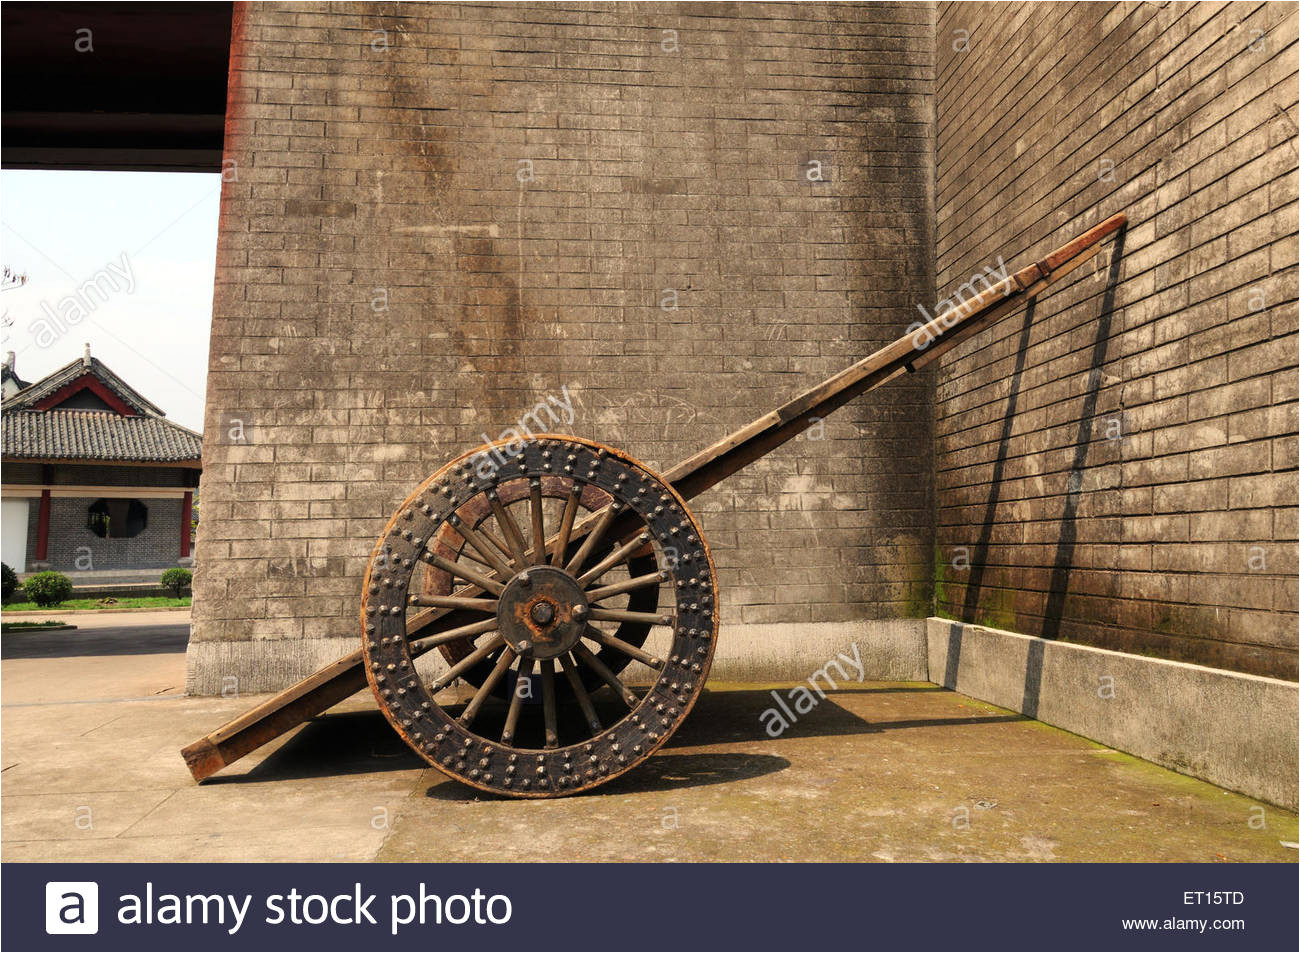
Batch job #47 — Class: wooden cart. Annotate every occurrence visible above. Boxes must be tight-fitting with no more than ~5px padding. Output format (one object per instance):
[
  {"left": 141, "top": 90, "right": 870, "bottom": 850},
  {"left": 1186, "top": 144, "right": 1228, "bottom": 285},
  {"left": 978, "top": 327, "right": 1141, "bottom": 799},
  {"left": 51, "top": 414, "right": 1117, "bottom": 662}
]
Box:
[{"left": 182, "top": 212, "right": 1127, "bottom": 797}]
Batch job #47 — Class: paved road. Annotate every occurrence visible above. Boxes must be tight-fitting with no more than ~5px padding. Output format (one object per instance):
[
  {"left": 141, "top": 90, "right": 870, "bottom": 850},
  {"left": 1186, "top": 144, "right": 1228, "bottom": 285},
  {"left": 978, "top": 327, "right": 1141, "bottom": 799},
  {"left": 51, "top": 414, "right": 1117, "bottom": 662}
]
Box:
[
  {"left": 1, "top": 610, "right": 189, "bottom": 703},
  {"left": 1, "top": 610, "right": 189, "bottom": 659}
]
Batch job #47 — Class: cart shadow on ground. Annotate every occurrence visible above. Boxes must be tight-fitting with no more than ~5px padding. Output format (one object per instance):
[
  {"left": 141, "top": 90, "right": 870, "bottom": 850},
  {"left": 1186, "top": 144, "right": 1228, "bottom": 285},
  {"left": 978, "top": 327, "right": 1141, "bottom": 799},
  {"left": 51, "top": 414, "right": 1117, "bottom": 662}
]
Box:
[{"left": 224, "top": 685, "right": 1028, "bottom": 800}]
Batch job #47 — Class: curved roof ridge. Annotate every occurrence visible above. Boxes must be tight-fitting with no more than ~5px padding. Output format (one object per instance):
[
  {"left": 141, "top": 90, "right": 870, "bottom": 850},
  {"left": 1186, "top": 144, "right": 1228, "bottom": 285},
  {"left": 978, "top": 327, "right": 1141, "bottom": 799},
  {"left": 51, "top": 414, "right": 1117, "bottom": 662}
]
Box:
[{"left": 4, "top": 354, "right": 166, "bottom": 417}]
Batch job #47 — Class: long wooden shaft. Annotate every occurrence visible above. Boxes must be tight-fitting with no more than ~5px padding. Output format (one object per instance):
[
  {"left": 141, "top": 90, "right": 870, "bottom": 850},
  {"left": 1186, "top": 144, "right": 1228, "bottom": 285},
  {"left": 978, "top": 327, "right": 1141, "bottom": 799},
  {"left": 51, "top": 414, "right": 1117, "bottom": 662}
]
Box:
[{"left": 663, "top": 213, "right": 1126, "bottom": 501}]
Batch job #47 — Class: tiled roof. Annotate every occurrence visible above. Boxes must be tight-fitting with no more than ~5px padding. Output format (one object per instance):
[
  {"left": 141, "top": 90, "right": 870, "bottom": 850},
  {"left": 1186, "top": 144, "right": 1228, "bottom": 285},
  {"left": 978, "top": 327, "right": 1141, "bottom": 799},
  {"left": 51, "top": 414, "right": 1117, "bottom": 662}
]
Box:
[
  {"left": 2, "top": 409, "right": 202, "bottom": 463},
  {"left": 1, "top": 364, "right": 29, "bottom": 390},
  {"left": 5, "top": 355, "right": 163, "bottom": 415}
]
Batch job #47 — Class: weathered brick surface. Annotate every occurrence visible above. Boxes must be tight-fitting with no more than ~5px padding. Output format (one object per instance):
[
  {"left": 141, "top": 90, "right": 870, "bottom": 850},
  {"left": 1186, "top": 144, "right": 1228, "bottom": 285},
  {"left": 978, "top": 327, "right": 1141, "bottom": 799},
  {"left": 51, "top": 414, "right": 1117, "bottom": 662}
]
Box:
[
  {"left": 192, "top": 1, "right": 1296, "bottom": 692},
  {"left": 25, "top": 497, "right": 185, "bottom": 572},
  {"left": 932, "top": 2, "right": 1298, "bottom": 677},
  {"left": 190, "top": 2, "right": 937, "bottom": 690}
]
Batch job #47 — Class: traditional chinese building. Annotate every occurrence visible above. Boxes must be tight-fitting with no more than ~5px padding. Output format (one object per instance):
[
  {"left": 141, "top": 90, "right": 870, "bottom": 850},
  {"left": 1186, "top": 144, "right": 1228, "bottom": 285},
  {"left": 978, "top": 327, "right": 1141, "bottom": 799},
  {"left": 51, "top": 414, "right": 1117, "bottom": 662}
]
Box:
[{"left": 1, "top": 346, "right": 201, "bottom": 579}]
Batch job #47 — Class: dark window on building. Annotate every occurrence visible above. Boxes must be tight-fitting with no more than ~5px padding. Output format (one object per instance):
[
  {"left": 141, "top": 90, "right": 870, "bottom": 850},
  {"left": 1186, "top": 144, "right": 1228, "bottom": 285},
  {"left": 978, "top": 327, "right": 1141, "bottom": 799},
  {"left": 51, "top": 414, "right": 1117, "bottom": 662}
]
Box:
[{"left": 87, "top": 499, "right": 147, "bottom": 539}]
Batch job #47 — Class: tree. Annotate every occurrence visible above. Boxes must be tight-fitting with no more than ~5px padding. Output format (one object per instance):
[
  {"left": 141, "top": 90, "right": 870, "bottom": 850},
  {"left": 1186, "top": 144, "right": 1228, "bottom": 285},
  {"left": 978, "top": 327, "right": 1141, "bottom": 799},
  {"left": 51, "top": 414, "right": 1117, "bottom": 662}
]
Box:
[{"left": 1, "top": 266, "right": 27, "bottom": 334}]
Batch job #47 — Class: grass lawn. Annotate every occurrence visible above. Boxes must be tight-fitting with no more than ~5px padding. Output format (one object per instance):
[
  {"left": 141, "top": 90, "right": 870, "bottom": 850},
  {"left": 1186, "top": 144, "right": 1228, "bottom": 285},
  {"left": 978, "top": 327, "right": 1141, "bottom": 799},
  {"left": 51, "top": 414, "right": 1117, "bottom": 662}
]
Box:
[
  {"left": 1, "top": 596, "right": 191, "bottom": 612},
  {"left": 1, "top": 620, "right": 69, "bottom": 632}
]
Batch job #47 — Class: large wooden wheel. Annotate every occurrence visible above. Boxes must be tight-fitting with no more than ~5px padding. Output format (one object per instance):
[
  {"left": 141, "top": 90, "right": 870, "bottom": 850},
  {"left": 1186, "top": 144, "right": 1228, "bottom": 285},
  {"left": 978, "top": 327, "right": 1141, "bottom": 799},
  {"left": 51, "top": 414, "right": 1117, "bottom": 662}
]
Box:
[{"left": 360, "top": 436, "right": 718, "bottom": 797}]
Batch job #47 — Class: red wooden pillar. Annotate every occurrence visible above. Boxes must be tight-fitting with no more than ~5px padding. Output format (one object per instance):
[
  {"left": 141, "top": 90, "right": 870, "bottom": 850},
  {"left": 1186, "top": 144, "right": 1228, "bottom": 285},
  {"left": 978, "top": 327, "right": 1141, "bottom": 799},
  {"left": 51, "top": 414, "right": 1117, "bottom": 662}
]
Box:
[
  {"left": 180, "top": 491, "right": 193, "bottom": 559},
  {"left": 35, "top": 489, "right": 51, "bottom": 562}
]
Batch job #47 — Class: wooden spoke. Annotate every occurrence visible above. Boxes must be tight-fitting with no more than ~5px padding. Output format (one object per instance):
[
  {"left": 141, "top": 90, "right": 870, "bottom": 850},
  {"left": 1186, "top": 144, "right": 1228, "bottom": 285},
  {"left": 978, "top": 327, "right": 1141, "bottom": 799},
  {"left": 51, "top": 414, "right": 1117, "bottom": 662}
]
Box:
[
  {"left": 550, "top": 484, "right": 582, "bottom": 567},
  {"left": 408, "top": 594, "right": 497, "bottom": 612},
  {"left": 459, "top": 646, "right": 517, "bottom": 727},
  {"left": 588, "top": 607, "right": 672, "bottom": 626},
  {"left": 452, "top": 519, "right": 515, "bottom": 578},
  {"left": 572, "top": 641, "right": 639, "bottom": 708},
  {"left": 529, "top": 481, "right": 547, "bottom": 565},
  {"left": 403, "top": 578, "right": 489, "bottom": 640},
  {"left": 476, "top": 521, "right": 520, "bottom": 568},
  {"left": 423, "top": 552, "right": 505, "bottom": 596},
  {"left": 559, "top": 652, "right": 602, "bottom": 734},
  {"left": 540, "top": 658, "right": 559, "bottom": 748},
  {"left": 563, "top": 503, "right": 620, "bottom": 575},
  {"left": 489, "top": 493, "right": 531, "bottom": 567},
  {"left": 585, "top": 569, "right": 667, "bottom": 603},
  {"left": 452, "top": 543, "right": 492, "bottom": 567},
  {"left": 576, "top": 531, "right": 653, "bottom": 587},
  {"left": 407, "top": 616, "right": 498, "bottom": 652},
  {"left": 429, "top": 634, "right": 505, "bottom": 692},
  {"left": 403, "top": 601, "right": 473, "bottom": 643},
  {"left": 501, "top": 657, "right": 533, "bottom": 745},
  {"left": 583, "top": 624, "right": 665, "bottom": 670}
]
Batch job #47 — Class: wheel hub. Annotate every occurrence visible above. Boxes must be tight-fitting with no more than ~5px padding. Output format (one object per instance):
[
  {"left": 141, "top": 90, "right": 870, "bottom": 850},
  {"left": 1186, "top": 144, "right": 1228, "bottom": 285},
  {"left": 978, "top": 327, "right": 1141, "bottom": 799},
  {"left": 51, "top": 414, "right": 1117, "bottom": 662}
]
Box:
[{"left": 497, "top": 566, "right": 588, "bottom": 660}]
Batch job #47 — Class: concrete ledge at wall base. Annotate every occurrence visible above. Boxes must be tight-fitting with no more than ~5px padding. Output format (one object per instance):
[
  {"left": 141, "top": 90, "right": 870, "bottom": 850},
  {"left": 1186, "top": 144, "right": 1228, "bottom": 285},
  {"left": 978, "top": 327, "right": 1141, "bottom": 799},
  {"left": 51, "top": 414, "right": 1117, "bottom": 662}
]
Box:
[
  {"left": 70, "top": 585, "right": 175, "bottom": 600},
  {"left": 185, "top": 636, "right": 358, "bottom": 697},
  {"left": 182, "top": 619, "right": 931, "bottom": 698},
  {"left": 926, "top": 618, "right": 1299, "bottom": 810},
  {"left": 708, "top": 618, "right": 928, "bottom": 683}
]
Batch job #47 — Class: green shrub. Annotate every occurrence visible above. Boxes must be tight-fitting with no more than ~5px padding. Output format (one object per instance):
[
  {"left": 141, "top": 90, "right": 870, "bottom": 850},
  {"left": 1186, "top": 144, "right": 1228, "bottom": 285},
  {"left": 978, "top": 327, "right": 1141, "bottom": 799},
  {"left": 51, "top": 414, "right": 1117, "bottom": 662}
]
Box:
[
  {"left": 1, "top": 563, "right": 17, "bottom": 602},
  {"left": 22, "top": 571, "right": 73, "bottom": 608},
  {"left": 161, "top": 567, "right": 193, "bottom": 597}
]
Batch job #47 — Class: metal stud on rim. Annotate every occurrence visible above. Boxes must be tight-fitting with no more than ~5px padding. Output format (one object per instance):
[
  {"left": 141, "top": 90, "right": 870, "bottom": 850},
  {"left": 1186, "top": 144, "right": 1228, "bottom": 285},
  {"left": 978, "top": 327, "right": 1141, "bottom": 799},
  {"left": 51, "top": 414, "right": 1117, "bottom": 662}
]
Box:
[{"left": 360, "top": 436, "right": 718, "bottom": 798}]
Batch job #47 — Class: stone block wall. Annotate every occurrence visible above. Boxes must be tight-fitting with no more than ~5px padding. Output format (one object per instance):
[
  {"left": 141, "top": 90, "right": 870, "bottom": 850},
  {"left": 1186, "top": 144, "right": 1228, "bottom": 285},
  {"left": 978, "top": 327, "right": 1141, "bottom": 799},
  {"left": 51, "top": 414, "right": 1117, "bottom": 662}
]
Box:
[
  {"left": 189, "top": 1, "right": 938, "bottom": 692},
  {"left": 931, "top": 1, "right": 1298, "bottom": 678}
]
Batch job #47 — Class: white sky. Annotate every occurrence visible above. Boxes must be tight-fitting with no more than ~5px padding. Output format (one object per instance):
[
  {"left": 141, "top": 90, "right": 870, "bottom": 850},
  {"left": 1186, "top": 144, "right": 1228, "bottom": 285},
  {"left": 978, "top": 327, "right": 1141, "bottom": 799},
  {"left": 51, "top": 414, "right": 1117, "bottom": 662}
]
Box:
[{"left": 1, "top": 170, "right": 220, "bottom": 431}]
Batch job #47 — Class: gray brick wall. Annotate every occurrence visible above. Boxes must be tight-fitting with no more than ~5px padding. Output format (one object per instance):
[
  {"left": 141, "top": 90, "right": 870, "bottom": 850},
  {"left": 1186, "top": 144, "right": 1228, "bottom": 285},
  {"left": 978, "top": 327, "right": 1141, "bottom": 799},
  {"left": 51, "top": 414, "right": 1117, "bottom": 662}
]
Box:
[
  {"left": 189, "top": 1, "right": 939, "bottom": 691},
  {"left": 26, "top": 496, "right": 185, "bottom": 572},
  {"left": 189, "top": 0, "right": 1298, "bottom": 692},
  {"left": 932, "top": 1, "right": 1298, "bottom": 678}
]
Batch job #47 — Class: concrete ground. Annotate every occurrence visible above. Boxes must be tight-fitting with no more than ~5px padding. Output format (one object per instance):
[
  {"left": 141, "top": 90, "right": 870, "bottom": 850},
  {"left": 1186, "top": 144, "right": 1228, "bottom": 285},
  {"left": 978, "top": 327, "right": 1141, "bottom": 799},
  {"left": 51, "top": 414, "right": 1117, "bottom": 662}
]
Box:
[
  {"left": 1, "top": 613, "right": 1295, "bottom": 862},
  {"left": 1, "top": 609, "right": 189, "bottom": 702}
]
